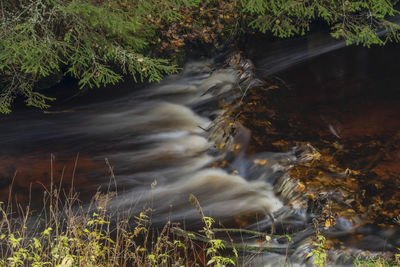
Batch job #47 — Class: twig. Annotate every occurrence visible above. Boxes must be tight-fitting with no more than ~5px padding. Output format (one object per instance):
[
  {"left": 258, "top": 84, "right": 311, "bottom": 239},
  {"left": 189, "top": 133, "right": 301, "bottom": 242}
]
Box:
[
  {"left": 171, "top": 227, "right": 291, "bottom": 254},
  {"left": 208, "top": 228, "right": 286, "bottom": 238}
]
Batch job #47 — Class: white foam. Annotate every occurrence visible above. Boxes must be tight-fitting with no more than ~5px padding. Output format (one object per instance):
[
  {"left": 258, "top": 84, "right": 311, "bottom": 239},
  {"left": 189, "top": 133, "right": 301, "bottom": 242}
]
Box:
[{"left": 125, "top": 168, "right": 284, "bottom": 222}]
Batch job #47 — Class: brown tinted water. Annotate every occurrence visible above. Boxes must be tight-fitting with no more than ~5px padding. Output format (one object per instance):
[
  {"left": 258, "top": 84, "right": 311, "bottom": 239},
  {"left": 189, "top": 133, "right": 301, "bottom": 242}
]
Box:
[
  {"left": 1, "top": 34, "right": 400, "bottom": 264},
  {"left": 238, "top": 34, "right": 400, "bottom": 256}
]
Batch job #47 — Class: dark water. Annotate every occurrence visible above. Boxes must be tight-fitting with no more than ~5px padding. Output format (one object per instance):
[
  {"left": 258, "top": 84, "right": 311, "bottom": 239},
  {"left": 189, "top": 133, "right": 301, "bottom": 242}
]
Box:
[
  {"left": 0, "top": 59, "right": 284, "bottom": 223},
  {"left": 1, "top": 33, "right": 400, "bottom": 265},
  {"left": 243, "top": 33, "right": 400, "bottom": 264}
]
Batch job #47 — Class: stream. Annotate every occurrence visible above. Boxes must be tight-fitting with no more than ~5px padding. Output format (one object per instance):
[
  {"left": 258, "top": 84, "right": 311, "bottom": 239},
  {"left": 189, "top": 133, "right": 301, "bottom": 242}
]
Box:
[{"left": 1, "top": 33, "right": 400, "bottom": 266}]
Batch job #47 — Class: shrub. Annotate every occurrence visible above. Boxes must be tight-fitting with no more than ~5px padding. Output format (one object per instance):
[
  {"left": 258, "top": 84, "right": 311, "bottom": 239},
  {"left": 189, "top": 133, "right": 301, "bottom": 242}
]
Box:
[
  {"left": 1, "top": 0, "right": 400, "bottom": 113},
  {"left": 0, "top": 0, "right": 178, "bottom": 113}
]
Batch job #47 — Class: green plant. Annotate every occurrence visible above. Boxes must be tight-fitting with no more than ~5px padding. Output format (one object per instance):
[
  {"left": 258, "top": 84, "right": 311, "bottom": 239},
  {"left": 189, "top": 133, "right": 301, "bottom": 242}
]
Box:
[
  {"left": 307, "top": 235, "right": 327, "bottom": 267},
  {"left": 2, "top": 0, "right": 400, "bottom": 113},
  {"left": 353, "top": 251, "right": 400, "bottom": 267},
  {"left": 189, "top": 194, "right": 238, "bottom": 267},
  {"left": 0, "top": 0, "right": 178, "bottom": 113},
  {"left": 2, "top": 159, "right": 400, "bottom": 266},
  {"left": 242, "top": 0, "right": 400, "bottom": 47},
  {"left": 0, "top": 158, "right": 245, "bottom": 267}
]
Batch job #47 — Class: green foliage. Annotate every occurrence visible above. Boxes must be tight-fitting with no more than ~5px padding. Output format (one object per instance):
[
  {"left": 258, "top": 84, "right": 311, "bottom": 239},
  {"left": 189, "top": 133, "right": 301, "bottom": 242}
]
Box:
[
  {"left": 354, "top": 252, "right": 400, "bottom": 267},
  {"left": 242, "top": 0, "right": 400, "bottom": 46},
  {"left": 0, "top": 186, "right": 239, "bottom": 267},
  {"left": 1, "top": 164, "right": 400, "bottom": 266},
  {"left": 0, "top": 0, "right": 178, "bottom": 113},
  {"left": 190, "top": 194, "right": 238, "bottom": 267},
  {"left": 1, "top": 0, "right": 400, "bottom": 113},
  {"left": 307, "top": 235, "right": 327, "bottom": 267}
]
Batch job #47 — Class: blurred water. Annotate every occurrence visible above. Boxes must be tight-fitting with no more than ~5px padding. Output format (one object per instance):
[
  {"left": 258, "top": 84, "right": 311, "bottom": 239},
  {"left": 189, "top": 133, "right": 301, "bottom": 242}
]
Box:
[
  {"left": 2, "top": 31, "right": 400, "bottom": 265},
  {"left": 0, "top": 57, "right": 291, "bottom": 227}
]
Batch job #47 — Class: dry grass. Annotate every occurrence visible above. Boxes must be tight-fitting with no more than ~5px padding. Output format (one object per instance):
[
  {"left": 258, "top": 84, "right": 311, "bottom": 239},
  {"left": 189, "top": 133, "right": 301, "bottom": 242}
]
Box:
[
  {"left": 0, "top": 157, "right": 241, "bottom": 267},
  {"left": 3, "top": 156, "right": 397, "bottom": 267}
]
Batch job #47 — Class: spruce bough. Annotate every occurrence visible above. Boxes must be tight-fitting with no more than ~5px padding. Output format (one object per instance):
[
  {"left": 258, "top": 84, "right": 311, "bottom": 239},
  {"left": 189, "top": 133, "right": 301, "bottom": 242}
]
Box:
[
  {"left": 1, "top": 0, "right": 399, "bottom": 113},
  {"left": 0, "top": 0, "right": 177, "bottom": 113}
]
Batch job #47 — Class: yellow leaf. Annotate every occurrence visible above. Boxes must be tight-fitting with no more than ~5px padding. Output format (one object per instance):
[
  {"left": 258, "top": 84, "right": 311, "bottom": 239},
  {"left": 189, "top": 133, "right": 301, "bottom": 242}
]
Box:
[
  {"left": 254, "top": 159, "right": 268, "bottom": 165},
  {"left": 324, "top": 218, "right": 333, "bottom": 229},
  {"left": 215, "top": 143, "right": 226, "bottom": 149},
  {"left": 297, "top": 182, "right": 306, "bottom": 192},
  {"left": 306, "top": 192, "right": 315, "bottom": 199}
]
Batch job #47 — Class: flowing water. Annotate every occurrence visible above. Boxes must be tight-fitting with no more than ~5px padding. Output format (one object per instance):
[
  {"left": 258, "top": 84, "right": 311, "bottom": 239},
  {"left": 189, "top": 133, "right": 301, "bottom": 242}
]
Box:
[
  {"left": 0, "top": 56, "right": 287, "bottom": 227},
  {"left": 1, "top": 33, "right": 400, "bottom": 266}
]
